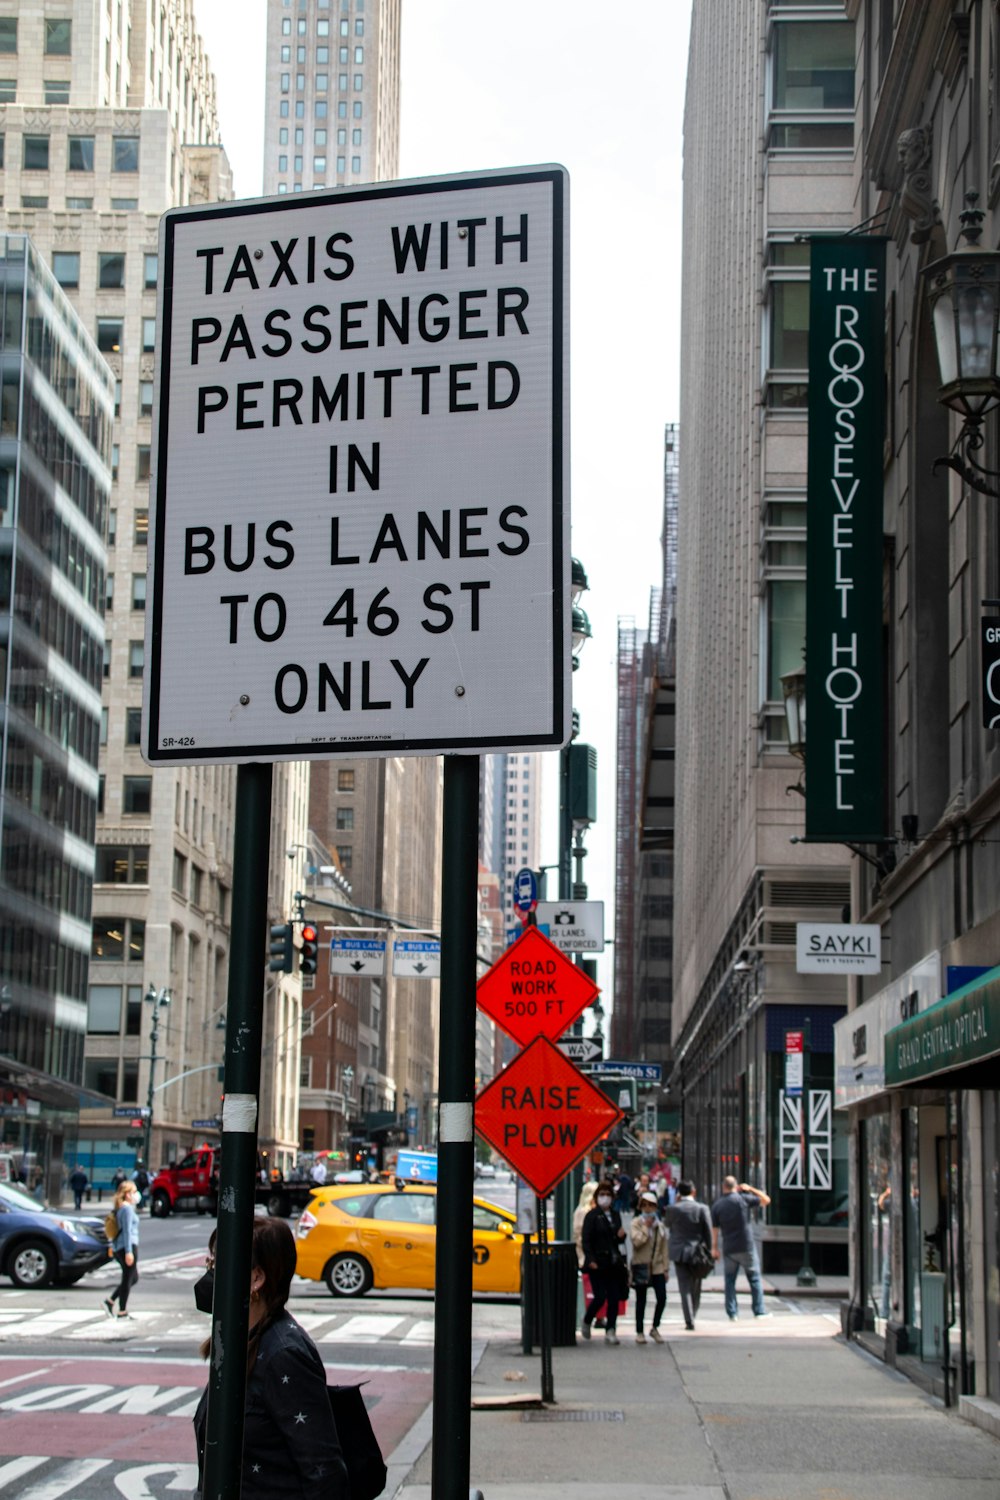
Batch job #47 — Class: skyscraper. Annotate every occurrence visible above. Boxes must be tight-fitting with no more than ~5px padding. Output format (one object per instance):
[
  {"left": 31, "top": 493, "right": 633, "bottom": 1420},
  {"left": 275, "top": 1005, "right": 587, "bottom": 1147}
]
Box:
[
  {"left": 0, "top": 0, "right": 317, "bottom": 1181},
  {"left": 262, "top": 0, "right": 400, "bottom": 199}
]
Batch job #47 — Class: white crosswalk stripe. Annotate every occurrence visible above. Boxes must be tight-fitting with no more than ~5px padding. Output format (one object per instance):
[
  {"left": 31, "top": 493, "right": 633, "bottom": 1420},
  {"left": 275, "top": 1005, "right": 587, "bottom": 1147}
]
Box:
[{"left": 0, "top": 1303, "right": 440, "bottom": 1346}]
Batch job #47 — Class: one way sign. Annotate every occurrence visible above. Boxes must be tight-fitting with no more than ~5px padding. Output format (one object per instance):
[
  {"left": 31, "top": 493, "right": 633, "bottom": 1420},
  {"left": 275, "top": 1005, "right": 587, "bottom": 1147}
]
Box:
[
  {"left": 330, "top": 936, "right": 387, "bottom": 977},
  {"left": 557, "top": 1036, "right": 603, "bottom": 1064}
]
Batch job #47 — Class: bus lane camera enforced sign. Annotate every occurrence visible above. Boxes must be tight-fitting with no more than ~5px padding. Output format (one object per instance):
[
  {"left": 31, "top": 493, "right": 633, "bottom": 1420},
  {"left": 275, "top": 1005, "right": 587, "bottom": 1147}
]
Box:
[{"left": 142, "top": 167, "right": 570, "bottom": 765}]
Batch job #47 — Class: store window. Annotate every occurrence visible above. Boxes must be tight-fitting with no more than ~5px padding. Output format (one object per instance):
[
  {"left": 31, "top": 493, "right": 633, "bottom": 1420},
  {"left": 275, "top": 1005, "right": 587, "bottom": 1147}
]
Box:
[{"left": 863, "top": 1113, "right": 894, "bottom": 1325}]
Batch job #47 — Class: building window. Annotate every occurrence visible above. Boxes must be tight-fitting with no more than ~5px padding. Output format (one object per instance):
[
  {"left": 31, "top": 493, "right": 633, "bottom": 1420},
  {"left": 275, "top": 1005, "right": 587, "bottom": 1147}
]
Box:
[
  {"left": 0, "top": 80, "right": 15, "bottom": 103},
  {"left": 114, "top": 381, "right": 122, "bottom": 416},
  {"left": 763, "top": 578, "right": 806, "bottom": 741},
  {"left": 316, "top": 73, "right": 328, "bottom": 90},
  {"left": 112, "top": 136, "right": 139, "bottom": 171},
  {"left": 353, "top": 73, "right": 362, "bottom": 89},
  {"left": 173, "top": 851, "right": 186, "bottom": 893},
  {"left": 190, "top": 865, "right": 203, "bottom": 906},
  {"left": 66, "top": 196, "right": 93, "bottom": 209},
  {"left": 45, "top": 19, "right": 72, "bottom": 55},
  {"left": 123, "top": 775, "right": 151, "bottom": 814},
  {"left": 296, "top": 72, "right": 305, "bottom": 89},
  {"left": 139, "top": 381, "right": 153, "bottom": 417},
  {"left": 21, "top": 196, "right": 49, "bottom": 209},
  {"left": 769, "top": 19, "right": 854, "bottom": 150},
  {"left": 339, "top": 45, "right": 348, "bottom": 62},
  {"left": 318, "top": 19, "right": 330, "bottom": 35},
  {"left": 336, "top": 845, "right": 353, "bottom": 872},
  {"left": 352, "top": 128, "right": 361, "bottom": 146},
  {"left": 315, "top": 128, "right": 327, "bottom": 145},
  {"left": 144, "top": 252, "right": 158, "bottom": 288},
  {"left": 314, "top": 156, "right": 326, "bottom": 173},
  {"left": 336, "top": 807, "right": 354, "bottom": 831},
  {"left": 134, "top": 509, "right": 148, "bottom": 546},
  {"left": 132, "top": 572, "right": 147, "bottom": 610},
  {"left": 351, "top": 155, "right": 360, "bottom": 173},
  {"left": 354, "top": 46, "right": 363, "bottom": 63},
  {"left": 125, "top": 707, "right": 142, "bottom": 744},
  {"left": 0, "top": 18, "right": 15, "bottom": 51},
  {"left": 96, "top": 318, "right": 123, "bottom": 353},
  {"left": 52, "top": 251, "right": 79, "bottom": 287},
  {"left": 337, "top": 155, "right": 345, "bottom": 172},
  {"left": 91, "top": 919, "right": 125, "bottom": 960},
  {"left": 337, "top": 127, "right": 346, "bottom": 145},
  {"left": 294, "top": 155, "right": 302, "bottom": 173},
  {"left": 68, "top": 135, "right": 95, "bottom": 170},
  {"left": 111, "top": 198, "right": 138, "bottom": 210},
  {"left": 280, "top": 100, "right": 289, "bottom": 117},
  {"left": 281, "top": 44, "right": 290, "bottom": 61},
  {"left": 98, "top": 252, "right": 125, "bottom": 289},
  {"left": 87, "top": 984, "right": 121, "bottom": 1034},
  {"left": 317, "top": 45, "right": 329, "bottom": 62},
  {"left": 337, "top": 768, "right": 354, "bottom": 791},
  {"left": 279, "top": 154, "right": 288, "bottom": 172},
  {"left": 23, "top": 136, "right": 50, "bottom": 171},
  {"left": 44, "top": 80, "right": 70, "bottom": 104},
  {"left": 353, "top": 101, "right": 362, "bottom": 118},
  {"left": 136, "top": 446, "right": 151, "bottom": 481},
  {"left": 355, "top": 18, "right": 364, "bottom": 35},
  {"left": 315, "top": 100, "right": 327, "bottom": 118},
  {"left": 105, "top": 573, "right": 114, "bottom": 610},
  {"left": 297, "top": 44, "right": 306, "bottom": 61},
  {"left": 111, "top": 444, "right": 119, "bottom": 481},
  {"left": 281, "top": 72, "right": 290, "bottom": 92},
  {"left": 95, "top": 845, "right": 150, "bottom": 884},
  {"left": 282, "top": 16, "right": 291, "bottom": 33},
  {"left": 142, "top": 317, "right": 156, "bottom": 351},
  {"left": 129, "top": 640, "right": 145, "bottom": 678},
  {"left": 764, "top": 240, "right": 810, "bottom": 409}
]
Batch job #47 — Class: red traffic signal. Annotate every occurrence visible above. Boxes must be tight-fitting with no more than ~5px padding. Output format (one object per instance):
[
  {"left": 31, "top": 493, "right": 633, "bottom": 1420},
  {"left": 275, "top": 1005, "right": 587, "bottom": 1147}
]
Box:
[{"left": 300, "top": 923, "right": 319, "bottom": 976}]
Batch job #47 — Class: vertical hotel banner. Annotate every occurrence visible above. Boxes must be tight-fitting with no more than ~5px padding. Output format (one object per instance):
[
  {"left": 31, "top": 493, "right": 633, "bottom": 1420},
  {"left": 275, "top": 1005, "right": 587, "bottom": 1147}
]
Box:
[{"left": 806, "top": 237, "right": 886, "bottom": 842}]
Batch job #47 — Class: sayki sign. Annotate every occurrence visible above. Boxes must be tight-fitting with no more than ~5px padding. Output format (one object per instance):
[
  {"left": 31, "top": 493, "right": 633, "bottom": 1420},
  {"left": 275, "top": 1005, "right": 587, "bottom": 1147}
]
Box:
[
  {"left": 474, "top": 924, "right": 600, "bottom": 1048},
  {"left": 796, "top": 921, "right": 881, "bottom": 975},
  {"left": 474, "top": 1036, "right": 623, "bottom": 1199},
  {"left": 143, "top": 165, "right": 570, "bottom": 765}
]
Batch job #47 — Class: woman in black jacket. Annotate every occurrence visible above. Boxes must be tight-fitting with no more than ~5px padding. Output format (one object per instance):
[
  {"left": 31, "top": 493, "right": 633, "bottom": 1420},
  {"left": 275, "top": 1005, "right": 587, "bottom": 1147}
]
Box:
[
  {"left": 580, "top": 1179, "right": 628, "bottom": 1344},
  {"left": 194, "top": 1217, "right": 349, "bottom": 1499}
]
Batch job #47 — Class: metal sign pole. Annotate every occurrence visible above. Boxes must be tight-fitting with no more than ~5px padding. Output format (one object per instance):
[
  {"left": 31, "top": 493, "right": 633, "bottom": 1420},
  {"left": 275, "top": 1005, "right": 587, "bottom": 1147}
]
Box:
[
  {"left": 202, "top": 762, "right": 273, "bottom": 1500},
  {"left": 431, "top": 755, "right": 480, "bottom": 1499},
  {"left": 537, "top": 1194, "right": 555, "bottom": 1404}
]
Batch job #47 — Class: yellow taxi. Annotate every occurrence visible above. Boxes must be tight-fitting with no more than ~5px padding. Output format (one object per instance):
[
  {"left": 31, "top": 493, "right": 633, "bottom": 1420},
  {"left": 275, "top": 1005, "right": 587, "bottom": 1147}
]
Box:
[{"left": 295, "top": 1182, "right": 524, "bottom": 1296}]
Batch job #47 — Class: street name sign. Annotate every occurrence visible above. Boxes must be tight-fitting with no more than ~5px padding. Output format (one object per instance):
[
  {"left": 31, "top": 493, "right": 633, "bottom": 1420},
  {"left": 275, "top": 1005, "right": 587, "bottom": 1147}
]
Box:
[
  {"left": 192, "top": 1118, "right": 220, "bottom": 1130},
  {"left": 392, "top": 936, "right": 441, "bottom": 978},
  {"left": 597, "top": 1060, "right": 662, "bottom": 1083},
  {"left": 535, "top": 900, "right": 604, "bottom": 953},
  {"left": 475, "top": 924, "right": 600, "bottom": 1048},
  {"left": 330, "top": 936, "right": 387, "bottom": 976},
  {"left": 143, "top": 166, "right": 570, "bottom": 765},
  {"left": 113, "top": 1106, "right": 150, "bottom": 1119},
  {"left": 474, "top": 1036, "right": 623, "bottom": 1199},
  {"left": 557, "top": 1036, "right": 603, "bottom": 1064},
  {"left": 796, "top": 921, "right": 881, "bottom": 975}
]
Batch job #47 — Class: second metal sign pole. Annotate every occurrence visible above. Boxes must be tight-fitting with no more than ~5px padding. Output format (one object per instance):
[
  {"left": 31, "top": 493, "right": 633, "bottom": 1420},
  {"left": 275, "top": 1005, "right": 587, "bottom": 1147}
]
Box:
[{"left": 431, "top": 754, "right": 480, "bottom": 1499}]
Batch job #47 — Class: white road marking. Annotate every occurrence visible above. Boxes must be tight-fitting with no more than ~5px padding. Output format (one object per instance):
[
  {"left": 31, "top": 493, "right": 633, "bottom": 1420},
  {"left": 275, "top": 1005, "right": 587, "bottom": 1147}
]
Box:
[
  {"left": 0, "top": 1457, "right": 48, "bottom": 1489},
  {"left": 322, "top": 1314, "right": 406, "bottom": 1342},
  {"left": 400, "top": 1319, "right": 436, "bottom": 1345},
  {"left": 17, "top": 1459, "right": 112, "bottom": 1499}
]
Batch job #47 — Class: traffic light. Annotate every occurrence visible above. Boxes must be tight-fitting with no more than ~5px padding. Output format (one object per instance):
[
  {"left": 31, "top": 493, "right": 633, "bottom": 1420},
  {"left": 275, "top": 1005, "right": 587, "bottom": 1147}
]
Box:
[
  {"left": 269, "top": 922, "right": 293, "bottom": 973},
  {"left": 299, "top": 923, "right": 318, "bottom": 976}
]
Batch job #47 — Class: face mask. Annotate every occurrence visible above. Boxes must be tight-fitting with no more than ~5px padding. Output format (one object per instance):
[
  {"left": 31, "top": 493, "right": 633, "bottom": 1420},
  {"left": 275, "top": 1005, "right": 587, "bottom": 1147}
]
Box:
[
  {"left": 596, "top": 1196, "right": 612, "bottom": 1209},
  {"left": 193, "top": 1268, "right": 215, "bottom": 1315},
  {"left": 642, "top": 1210, "right": 656, "bottom": 1221}
]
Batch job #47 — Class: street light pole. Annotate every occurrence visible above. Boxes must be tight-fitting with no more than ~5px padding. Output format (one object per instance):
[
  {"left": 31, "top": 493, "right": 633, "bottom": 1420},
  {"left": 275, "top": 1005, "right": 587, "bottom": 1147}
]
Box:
[{"left": 142, "top": 986, "right": 170, "bottom": 1169}]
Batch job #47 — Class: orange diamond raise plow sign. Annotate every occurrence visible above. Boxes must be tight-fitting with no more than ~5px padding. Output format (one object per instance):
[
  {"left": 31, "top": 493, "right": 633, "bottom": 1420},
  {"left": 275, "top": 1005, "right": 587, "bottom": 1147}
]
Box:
[{"left": 474, "top": 1036, "right": 623, "bottom": 1199}]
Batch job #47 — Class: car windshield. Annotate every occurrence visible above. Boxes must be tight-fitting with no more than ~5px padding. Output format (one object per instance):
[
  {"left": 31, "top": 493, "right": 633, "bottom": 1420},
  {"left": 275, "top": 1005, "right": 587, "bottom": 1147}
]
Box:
[{"left": 0, "top": 1180, "right": 46, "bottom": 1214}]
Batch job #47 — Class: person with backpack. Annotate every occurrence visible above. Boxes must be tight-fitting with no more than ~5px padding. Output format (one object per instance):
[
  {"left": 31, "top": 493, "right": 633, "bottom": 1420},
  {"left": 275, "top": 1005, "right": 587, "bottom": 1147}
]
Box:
[
  {"left": 103, "top": 1179, "right": 141, "bottom": 1319},
  {"left": 667, "top": 1181, "right": 713, "bottom": 1331},
  {"left": 132, "top": 1163, "right": 150, "bottom": 1208}
]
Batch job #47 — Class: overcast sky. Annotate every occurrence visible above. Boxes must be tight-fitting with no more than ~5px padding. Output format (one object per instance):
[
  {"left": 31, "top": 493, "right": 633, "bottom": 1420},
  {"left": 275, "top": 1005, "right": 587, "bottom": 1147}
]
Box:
[{"left": 194, "top": 0, "right": 693, "bottom": 1008}]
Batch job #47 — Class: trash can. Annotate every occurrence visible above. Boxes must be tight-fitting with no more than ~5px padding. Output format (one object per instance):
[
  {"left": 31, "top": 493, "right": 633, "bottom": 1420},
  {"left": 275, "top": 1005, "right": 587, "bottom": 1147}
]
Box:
[{"left": 520, "top": 1239, "right": 579, "bottom": 1350}]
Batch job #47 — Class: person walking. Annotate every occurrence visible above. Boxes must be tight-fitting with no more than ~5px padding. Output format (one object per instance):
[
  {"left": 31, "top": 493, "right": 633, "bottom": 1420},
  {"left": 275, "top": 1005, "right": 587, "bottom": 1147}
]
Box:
[
  {"left": 710, "top": 1176, "right": 771, "bottom": 1320},
  {"left": 69, "top": 1164, "right": 88, "bottom": 1211},
  {"left": 667, "top": 1180, "right": 713, "bottom": 1331},
  {"left": 630, "top": 1190, "right": 668, "bottom": 1343},
  {"left": 132, "top": 1162, "right": 150, "bottom": 1209},
  {"left": 193, "top": 1217, "right": 349, "bottom": 1498},
  {"left": 103, "top": 1179, "right": 141, "bottom": 1319},
  {"left": 580, "top": 1180, "right": 628, "bottom": 1344}
]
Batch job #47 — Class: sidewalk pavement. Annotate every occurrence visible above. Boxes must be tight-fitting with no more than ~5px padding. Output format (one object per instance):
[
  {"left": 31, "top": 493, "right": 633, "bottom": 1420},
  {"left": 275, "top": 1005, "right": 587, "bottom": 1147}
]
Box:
[{"left": 393, "top": 1287, "right": 1000, "bottom": 1500}]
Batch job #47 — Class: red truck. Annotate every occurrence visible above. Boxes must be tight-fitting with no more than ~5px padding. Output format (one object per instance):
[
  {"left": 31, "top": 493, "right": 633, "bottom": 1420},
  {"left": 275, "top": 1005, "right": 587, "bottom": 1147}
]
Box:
[{"left": 149, "top": 1145, "right": 314, "bottom": 1219}]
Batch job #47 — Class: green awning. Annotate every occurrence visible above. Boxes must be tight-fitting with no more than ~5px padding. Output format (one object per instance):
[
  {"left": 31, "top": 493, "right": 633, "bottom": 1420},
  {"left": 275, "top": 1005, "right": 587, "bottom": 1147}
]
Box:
[{"left": 884, "top": 964, "right": 1000, "bottom": 1087}]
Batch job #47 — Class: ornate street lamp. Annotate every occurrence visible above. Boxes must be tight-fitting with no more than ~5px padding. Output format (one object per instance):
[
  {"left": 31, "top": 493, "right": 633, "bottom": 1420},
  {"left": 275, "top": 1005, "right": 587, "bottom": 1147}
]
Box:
[
  {"left": 780, "top": 667, "right": 807, "bottom": 759},
  {"left": 925, "top": 192, "right": 1000, "bottom": 496},
  {"left": 142, "top": 985, "right": 171, "bottom": 1170}
]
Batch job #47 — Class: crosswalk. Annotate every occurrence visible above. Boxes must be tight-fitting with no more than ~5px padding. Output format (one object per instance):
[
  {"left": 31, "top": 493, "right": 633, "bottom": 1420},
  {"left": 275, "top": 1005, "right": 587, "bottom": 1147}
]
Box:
[{"left": 0, "top": 1301, "right": 443, "bottom": 1347}]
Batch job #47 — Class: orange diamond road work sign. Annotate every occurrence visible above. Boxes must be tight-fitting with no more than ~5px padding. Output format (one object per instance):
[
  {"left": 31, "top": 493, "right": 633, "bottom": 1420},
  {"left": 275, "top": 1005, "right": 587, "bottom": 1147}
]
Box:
[
  {"left": 474, "top": 1036, "right": 623, "bottom": 1198},
  {"left": 475, "top": 925, "right": 601, "bottom": 1048}
]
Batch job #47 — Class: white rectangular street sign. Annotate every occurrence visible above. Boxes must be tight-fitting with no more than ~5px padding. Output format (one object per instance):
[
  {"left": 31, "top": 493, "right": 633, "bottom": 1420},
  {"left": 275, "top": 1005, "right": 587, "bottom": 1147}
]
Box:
[
  {"left": 392, "top": 936, "right": 441, "bottom": 978},
  {"left": 796, "top": 922, "right": 882, "bottom": 974},
  {"left": 330, "top": 936, "right": 386, "bottom": 977},
  {"left": 143, "top": 166, "right": 570, "bottom": 765},
  {"left": 535, "top": 900, "right": 604, "bottom": 953}
]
